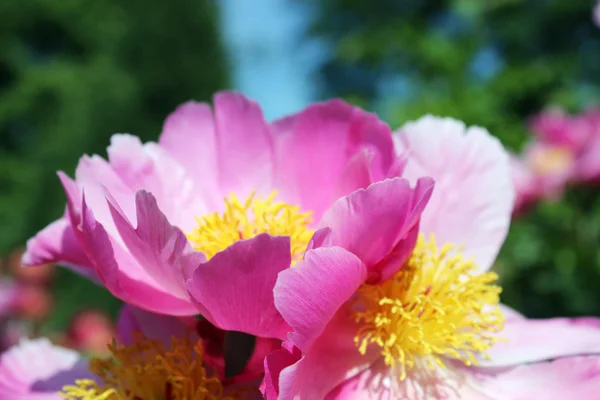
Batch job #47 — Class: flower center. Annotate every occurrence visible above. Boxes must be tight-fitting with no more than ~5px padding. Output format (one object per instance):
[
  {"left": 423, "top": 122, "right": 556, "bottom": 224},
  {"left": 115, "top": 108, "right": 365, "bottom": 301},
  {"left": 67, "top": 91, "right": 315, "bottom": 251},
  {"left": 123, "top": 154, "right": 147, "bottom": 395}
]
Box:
[
  {"left": 530, "top": 145, "right": 574, "bottom": 175},
  {"left": 186, "top": 191, "right": 314, "bottom": 262},
  {"left": 60, "top": 335, "right": 231, "bottom": 400},
  {"left": 353, "top": 234, "right": 504, "bottom": 380}
]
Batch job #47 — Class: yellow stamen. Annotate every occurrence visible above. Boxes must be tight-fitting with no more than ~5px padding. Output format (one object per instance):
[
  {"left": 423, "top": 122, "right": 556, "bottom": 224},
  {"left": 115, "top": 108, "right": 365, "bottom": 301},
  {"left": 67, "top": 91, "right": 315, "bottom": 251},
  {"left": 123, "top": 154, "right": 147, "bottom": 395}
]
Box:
[
  {"left": 60, "top": 335, "right": 232, "bottom": 400},
  {"left": 354, "top": 233, "right": 504, "bottom": 381},
  {"left": 186, "top": 190, "right": 314, "bottom": 262}
]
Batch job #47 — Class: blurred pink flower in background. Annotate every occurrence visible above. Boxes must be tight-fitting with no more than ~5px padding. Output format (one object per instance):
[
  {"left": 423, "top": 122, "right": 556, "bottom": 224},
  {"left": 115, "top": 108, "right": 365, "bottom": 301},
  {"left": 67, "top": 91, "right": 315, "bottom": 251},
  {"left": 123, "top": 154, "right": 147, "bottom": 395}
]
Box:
[
  {"left": 530, "top": 107, "right": 600, "bottom": 184},
  {"left": 594, "top": 1, "right": 600, "bottom": 27},
  {"left": 0, "top": 280, "right": 17, "bottom": 317},
  {"left": 510, "top": 107, "right": 600, "bottom": 214},
  {"left": 67, "top": 310, "right": 115, "bottom": 356}
]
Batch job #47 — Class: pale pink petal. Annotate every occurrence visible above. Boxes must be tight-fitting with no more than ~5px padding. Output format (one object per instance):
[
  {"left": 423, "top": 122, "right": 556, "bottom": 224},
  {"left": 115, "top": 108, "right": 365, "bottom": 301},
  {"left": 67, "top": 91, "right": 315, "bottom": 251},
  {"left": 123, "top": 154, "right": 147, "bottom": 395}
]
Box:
[
  {"left": 107, "top": 134, "right": 209, "bottom": 231},
  {"left": 267, "top": 314, "right": 379, "bottom": 400},
  {"left": 187, "top": 233, "right": 290, "bottom": 339},
  {"left": 21, "top": 217, "right": 93, "bottom": 276},
  {"left": 327, "top": 356, "right": 600, "bottom": 400},
  {"left": 274, "top": 246, "right": 367, "bottom": 351},
  {"left": 158, "top": 101, "right": 220, "bottom": 207},
  {"left": 317, "top": 177, "right": 434, "bottom": 282},
  {"left": 499, "top": 303, "right": 524, "bottom": 321},
  {"left": 394, "top": 116, "right": 514, "bottom": 272},
  {"left": 107, "top": 190, "right": 203, "bottom": 302},
  {"left": 74, "top": 155, "right": 137, "bottom": 238},
  {"left": 273, "top": 100, "right": 394, "bottom": 221},
  {"left": 0, "top": 338, "right": 94, "bottom": 400},
  {"left": 456, "top": 356, "right": 600, "bottom": 400},
  {"left": 483, "top": 317, "right": 600, "bottom": 367},
  {"left": 213, "top": 92, "right": 274, "bottom": 198}
]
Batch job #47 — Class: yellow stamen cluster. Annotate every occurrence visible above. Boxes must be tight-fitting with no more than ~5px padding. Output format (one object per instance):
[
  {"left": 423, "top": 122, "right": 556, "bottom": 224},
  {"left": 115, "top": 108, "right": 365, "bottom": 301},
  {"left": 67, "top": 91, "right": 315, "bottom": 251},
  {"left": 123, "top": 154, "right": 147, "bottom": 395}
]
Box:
[
  {"left": 354, "top": 234, "right": 504, "bottom": 380},
  {"left": 60, "top": 335, "right": 232, "bottom": 400},
  {"left": 186, "top": 191, "right": 314, "bottom": 262}
]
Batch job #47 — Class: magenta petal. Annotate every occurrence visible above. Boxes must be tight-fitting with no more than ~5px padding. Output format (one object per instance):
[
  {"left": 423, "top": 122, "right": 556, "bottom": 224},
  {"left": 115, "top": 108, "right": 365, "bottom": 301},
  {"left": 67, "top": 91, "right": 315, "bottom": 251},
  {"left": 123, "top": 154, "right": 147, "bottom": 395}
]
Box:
[
  {"left": 187, "top": 233, "right": 290, "bottom": 339},
  {"left": 334, "top": 149, "right": 374, "bottom": 199},
  {"left": 79, "top": 193, "right": 197, "bottom": 315},
  {"left": 261, "top": 342, "right": 302, "bottom": 400},
  {"left": 213, "top": 91, "right": 274, "bottom": 197},
  {"left": 107, "top": 190, "right": 204, "bottom": 301},
  {"left": 273, "top": 100, "right": 394, "bottom": 221},
  {"left": 317, "top": 177, "right": 434, "bottom": 279},
  {"left": 483, "top": 317, "right": 600, "bottom": 367},
  {"left": 159, "top": 101, "right": 220, "bottom": 205},
  {"left": 275, "top": 246, "right": 367, "bottom": 351},
  {"left": 116, "top": 305, "right": 196, "bottom": 346},
  {"left": 271, "top": 314, "right": 378, "bottom": 400}
]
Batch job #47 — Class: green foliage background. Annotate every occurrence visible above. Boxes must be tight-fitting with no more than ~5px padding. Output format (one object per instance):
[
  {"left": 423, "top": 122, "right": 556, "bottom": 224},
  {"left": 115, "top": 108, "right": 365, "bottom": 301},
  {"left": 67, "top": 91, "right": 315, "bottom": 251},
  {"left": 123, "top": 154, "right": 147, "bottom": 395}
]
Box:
[
  {"left": 0, "top": 0, "right": 228, "bottom": 330},
  {"left": 307, "top": 0, "right": 600, "bottom": 318}
]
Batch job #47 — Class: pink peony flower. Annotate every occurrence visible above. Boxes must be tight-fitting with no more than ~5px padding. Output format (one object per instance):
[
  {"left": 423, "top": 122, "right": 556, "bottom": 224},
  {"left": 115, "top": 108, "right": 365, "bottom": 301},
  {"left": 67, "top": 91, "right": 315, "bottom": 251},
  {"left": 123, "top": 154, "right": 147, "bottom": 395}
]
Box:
[
  {"left": 594, "top": 1, "right": 600, "bottom": 27},
  {"left": 22, "top": 91, "right": 407, "bottom": 347},
  {"left": 530, "top": 107, "right": 600, "bottom": 185},
  {"left": 59, "top": 304, "right": 263, "bottom": 399},
  {"left": 264, "top": 116, "right": 600, "bottom": 399},
  {"left": 0, "top": 338, "right": 92, "bottom": 399}
]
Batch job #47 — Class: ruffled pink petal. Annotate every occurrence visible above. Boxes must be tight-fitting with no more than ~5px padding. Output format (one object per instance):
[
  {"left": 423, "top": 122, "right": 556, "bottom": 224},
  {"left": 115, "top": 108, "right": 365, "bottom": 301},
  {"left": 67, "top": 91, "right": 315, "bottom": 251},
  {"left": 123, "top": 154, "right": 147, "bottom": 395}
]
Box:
[
  {"left": 187, "top": 233, "right": 290, "bottom": 339},
  {"left": 116, "top": 305, "right": 196, "bottom": 346},
  {"left": 77, "top": 189, "right": 197, "bottom": 315},
  {"left": 273, "top": 100, "right": 394, "bottom": 221},
  {"left": 106, "top": 190, "right": 203, "bottom": 302},
  {"left": 334, "top": 149, "right": 374, "bottom": 198},
  {"left": 483, "top": 317, "right": 600, "bottom": 367},
  {"left": 107, "top": 134, "right": 209, "bottom": 232},
  {"left": 267, "top": 314, "right": 379, "bottom": 400},
  {"left": 213, "top": 92, "right": 274, "bottom": 198},
  {"left": 394, "top": 116, "right": 514, "bottom": 272},
  {"left": 21, "top": 217, "right": 94, "bottom": 279},
  {"left": 274, "top": 246, "right": 366, "bottom": 351},
  {"left": 158, "top": 101, "right": 220, "bottom": 208},
  {"left": 0, "top": 338, "right": 94, "bottom": 400},
  {"left": 317, "top": 177, "right": 434, "bottom": 282},
  {"left": 499, "top": 303, "right": 524, "bottom": 321}
]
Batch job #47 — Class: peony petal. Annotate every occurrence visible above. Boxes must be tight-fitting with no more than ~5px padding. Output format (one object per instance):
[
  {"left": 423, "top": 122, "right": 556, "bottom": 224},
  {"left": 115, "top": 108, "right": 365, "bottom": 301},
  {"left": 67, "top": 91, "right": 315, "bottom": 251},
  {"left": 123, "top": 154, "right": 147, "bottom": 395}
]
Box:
[
  {"left": 158, "top": 101, "right": 220, "bottom": 207},
  {"left": 394, "top": 116, "right": 514, "bottom": 272},
  {"left": 107, "top": 190, "right": 204, "bottom": 302},
  {"left": 274, "top": 246, "right": 367, "bottom": 351},
  {"left": 187, "top": 233, "right": 290, "bottom": 339},
  {"left": 456, "top": 356, "right": 600, "bottom": 400},
  {"left": 0, "top": 338, "right": 94, "bottom": 399},
  {"left": 21, "top": 216, "right": 93, "bottom": 278},
  {"left": 116, "top": 305, "right": 196, "bottom": 346},
  {"left": 267, "top": 314, "right": 379, "bottom": 400},
  {"left": 483, "top": 317, "right": 600, "bottom": 367},
  {"left": 333, "top": 149, "right": 374, "bottom": 199},
  {"left": 107, "top": 134, "right": 209, "bottom": 231},
  {"left": 273, "top": 100, "right": 394, "bottom": 221},
  {"left": 78, "top": 191, "right": 197, "bottom": 315},
  {"left": 213, "top": 91, "right": 274, "bottom": 198},
  {"left": 317, "top": 177, "right": 433, "bottom": 282}
]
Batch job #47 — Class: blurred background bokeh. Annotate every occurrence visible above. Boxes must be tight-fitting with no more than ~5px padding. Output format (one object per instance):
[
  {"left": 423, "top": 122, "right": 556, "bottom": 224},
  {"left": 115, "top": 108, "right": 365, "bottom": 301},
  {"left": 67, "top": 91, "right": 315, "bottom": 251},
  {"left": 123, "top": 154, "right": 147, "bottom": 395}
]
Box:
[{"left": 1, "top": 0, "right": 599, "bottom": 353}]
